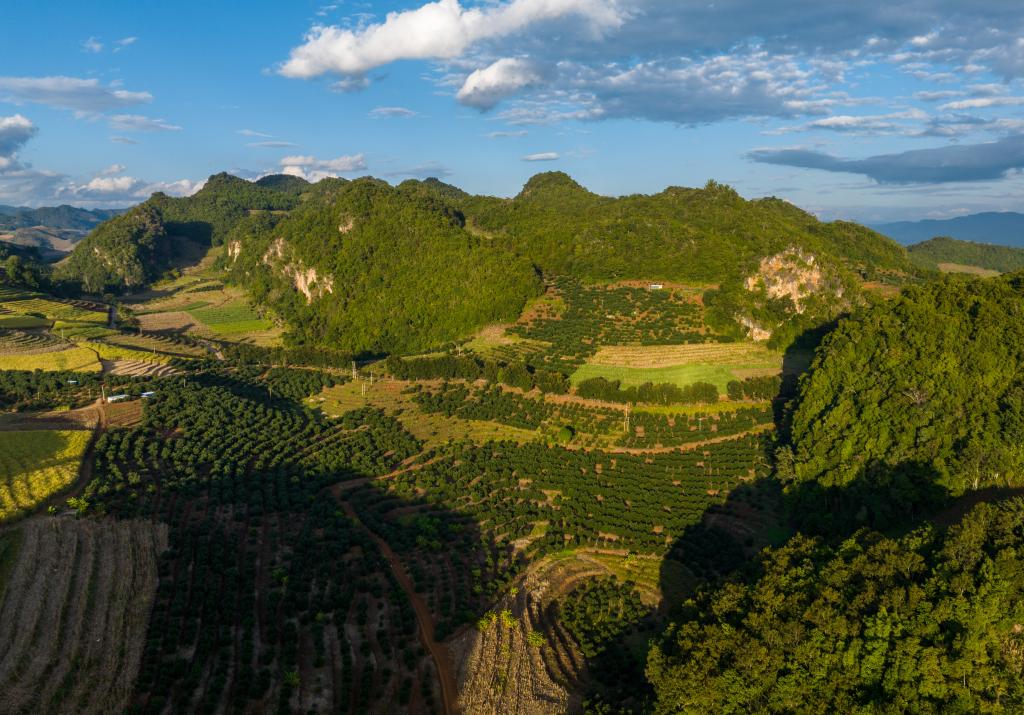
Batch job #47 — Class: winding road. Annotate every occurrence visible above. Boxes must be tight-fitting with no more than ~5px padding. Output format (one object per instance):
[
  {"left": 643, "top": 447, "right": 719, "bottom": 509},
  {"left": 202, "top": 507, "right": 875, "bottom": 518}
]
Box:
[{"left": 339, "top": 500, "right": 460, "bottom": 715}]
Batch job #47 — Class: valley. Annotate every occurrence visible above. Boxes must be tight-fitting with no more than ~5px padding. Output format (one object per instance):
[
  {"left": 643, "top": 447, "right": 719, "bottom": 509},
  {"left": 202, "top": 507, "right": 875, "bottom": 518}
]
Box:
[{"left": 1, "top": 171, "right": 1023, "bottom": 713}]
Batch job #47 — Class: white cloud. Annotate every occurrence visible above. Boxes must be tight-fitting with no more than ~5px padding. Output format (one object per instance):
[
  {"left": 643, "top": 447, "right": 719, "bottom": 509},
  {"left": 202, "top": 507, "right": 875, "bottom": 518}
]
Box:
[
  {"left": 768, "top": 109, "right": 929, "bottom": 136},
  {"left": 97, "top": 163, "right": 127, "bottom": 177},
  {"left": 238, "top": 129, "right": 273, "bottom": 137},
  {"left": 368, "top": 106, "right": 418, "bottom": 118},
  {"left": 110, "top": 136, "right": 140, "bottom": 145},
  {"left": 939, "top": 96, "right": 1024, "bottom": 110},
  {"left": 0, "top": 115, "right": 38, "bottom": 164},
  {"left": 457, "top": 58, "right": 540, "bottom": 110},
  {"left": 0, "top": 76, "right": 152, "bottom": 112},
  {"left": 522, "top": 152, "right": 559, "bottom": 161},
  {"left": 279, "top": 0, "right": 623, "bottom": 78},
  {"left": 82, "top": 37, "right": 103, "bottom": 53},
  {"left": 488, "top": 130, "right": 528, "bottom": 138},
  {"left": 279, "top": 153, "right": 367, "bottom": 181},
  {"left": 108, "top": 114, "right": 182, "bottom": 132},
  {"left": 115, "top": 37, "right": 137, "bottom": 47}
]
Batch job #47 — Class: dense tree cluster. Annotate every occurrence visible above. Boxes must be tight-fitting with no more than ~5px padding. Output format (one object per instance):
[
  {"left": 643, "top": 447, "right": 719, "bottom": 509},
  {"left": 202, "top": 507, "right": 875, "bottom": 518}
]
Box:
[
  {"left": 385, "top": 354, "right": 569, "bottom": 394},
  {"left": 726, "top": 375, "right": 782, "bottom": 401},
  {"left": 785, "top": 273, "right": 1024, "bottom": 499},
  {"left": 560, "top": 577, "right": 648, "bottom": 659},
  {"left": 577, "top": 377, "right": 719, "bottom": 406},
  {"left": 0, "top": 369, "right": 141, "bottom": 410},
  {"left": 648, "top": 498, "right": 1024, "bottom": 713}
]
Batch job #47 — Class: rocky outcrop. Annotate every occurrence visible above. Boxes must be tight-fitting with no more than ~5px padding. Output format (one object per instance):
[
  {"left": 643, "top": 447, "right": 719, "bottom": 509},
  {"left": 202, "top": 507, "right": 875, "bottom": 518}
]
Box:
[{"left": 261, "top": 237, "right": 334, "bottom": 303}]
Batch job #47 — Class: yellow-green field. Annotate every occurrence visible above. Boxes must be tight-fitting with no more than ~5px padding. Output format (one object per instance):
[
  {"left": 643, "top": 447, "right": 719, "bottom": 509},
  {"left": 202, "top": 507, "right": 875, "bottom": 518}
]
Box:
[
  {"left": 309, "top": 380, "right": 541, "bottom": 449},
  {"left": 0, "top": 430, "right": 91, "bottom": 522},
  {"left": 0, "top": 345, "right": 101, "bottom": 372},
  {"left": 572, "top": 342, "right": 785, "bottom": 391},
  {"left": 127, "top": 255, "right": 282, "bottom": 346}
]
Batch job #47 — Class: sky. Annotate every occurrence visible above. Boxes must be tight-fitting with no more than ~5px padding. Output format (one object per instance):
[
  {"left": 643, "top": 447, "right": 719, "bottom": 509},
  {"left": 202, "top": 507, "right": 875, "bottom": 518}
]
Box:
[{"left": 2, "top": 1, "right": 1024, "bottom": 222}]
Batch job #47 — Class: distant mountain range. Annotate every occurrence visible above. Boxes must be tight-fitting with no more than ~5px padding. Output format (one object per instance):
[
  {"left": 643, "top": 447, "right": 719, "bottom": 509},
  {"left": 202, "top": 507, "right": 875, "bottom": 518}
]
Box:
[
  {"left": 874, "top": 212, "right": 1024, "bottom": 248},
  {"left": 0, "top": 204, "right": 125, "bottom": 259}
]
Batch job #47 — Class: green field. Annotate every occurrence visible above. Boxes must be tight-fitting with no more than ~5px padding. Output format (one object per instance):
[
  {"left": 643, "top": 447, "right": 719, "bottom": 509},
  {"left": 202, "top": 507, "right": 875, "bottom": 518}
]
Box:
[
  {"left": 0, "top": 430, "right": 92, "bottom": 522},
  {"left": 188, "top": 301, "right": 274, "bottom": 335},
  {"left": 572, "top": 362, "right": 759, "bottom": 392}
]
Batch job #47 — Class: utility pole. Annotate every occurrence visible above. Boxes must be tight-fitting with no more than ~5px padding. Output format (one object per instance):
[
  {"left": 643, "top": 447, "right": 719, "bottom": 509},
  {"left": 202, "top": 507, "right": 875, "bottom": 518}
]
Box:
[
  {"left": 352, "top": 361, "right": 357, "bottom": 380},
  {"left": 624, "top": 403, "right": 631, "bottom": 433}
]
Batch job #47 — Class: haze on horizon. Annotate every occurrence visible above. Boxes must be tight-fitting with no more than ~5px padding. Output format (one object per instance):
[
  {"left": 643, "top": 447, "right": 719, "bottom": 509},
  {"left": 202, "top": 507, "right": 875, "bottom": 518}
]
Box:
[{"left": 2, "top": 0, "right": 1024, "bottom": 222}]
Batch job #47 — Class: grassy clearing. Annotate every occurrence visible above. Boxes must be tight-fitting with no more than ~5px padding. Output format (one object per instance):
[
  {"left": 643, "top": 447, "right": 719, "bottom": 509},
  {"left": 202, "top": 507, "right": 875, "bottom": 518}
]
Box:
[
  {"left": 310, "top": 380, "right": 540, "bottom": 449},
  {"left": 0, "top": 345, "right": 101, "bottom": 372},
  {"left": 100, "top": 333, "right": 207, "bottom": 358},
  {"left": 0, "top": 430, "right": 92, "bottom": 522},
  {"left": 573, "top": 341, "right": 784, "bottom": 391},
  {"left": 84, "top": 340, "right": 173, "bottom": 364},
  {"left": 937, "top": 262, "right": 1001, "bottom": 277}
]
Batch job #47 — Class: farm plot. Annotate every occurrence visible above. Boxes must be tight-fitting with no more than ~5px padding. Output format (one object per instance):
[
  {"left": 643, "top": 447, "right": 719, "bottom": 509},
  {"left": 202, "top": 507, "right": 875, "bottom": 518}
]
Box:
[
  {"left": 0, "top": 430, "right": 91, "bottom": 522},
  {"left": 0, "top": 330, "right": 70, "bottom": 355},
  {"left": 0, "top": 345, "right": 101, "bottom": 372},
  {"left": 188, "top": 300, "right": 274, "bottom": 335},
  {"left": 572, "top": 341, "right": 783, "bottom": 392},
  {"left": 0, "top": 518, "right": 168, "bottom": 715},
  {"left": 100, "top": 332, "right": 207, "bottom": 358},
  {"left": 312, "top": 379, "right": 542, "bottom": 448}
]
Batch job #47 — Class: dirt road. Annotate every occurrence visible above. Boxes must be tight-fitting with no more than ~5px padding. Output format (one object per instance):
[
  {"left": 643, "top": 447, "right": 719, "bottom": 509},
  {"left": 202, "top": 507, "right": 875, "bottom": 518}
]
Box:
[{"left": 339, "top": 500, "right": 460, "bottom": 715}]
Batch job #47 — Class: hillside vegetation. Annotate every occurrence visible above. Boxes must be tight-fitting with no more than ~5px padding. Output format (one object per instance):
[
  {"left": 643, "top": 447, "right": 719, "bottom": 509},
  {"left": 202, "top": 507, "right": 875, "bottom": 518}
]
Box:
[
  {"left": 908, "top": 236, "right": 1024, "bottom": 274},
  {"left": 785, "top": 273, "right": 1024, "bottom": 501},
  {"left": 227, "top": 178, "right": 542, "bottom": 354},
  {"left": 63, "top": 171, "right": 916, "bottom": 353}
]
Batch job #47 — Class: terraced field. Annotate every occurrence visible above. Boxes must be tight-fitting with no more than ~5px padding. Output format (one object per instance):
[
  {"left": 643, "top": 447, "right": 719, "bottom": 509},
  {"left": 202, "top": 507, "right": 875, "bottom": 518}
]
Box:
[
  {"left": 572, "top": 341, "right": 785, "bottom": 392},
  {"left": 0, "top": 518, "right": 168, "bottom": 715},
  {"left": 0, "top": 330, "right": 69, "bottom": 355},
  {"left": 0, "top": 430, "right": 91, "bottom": 522}
]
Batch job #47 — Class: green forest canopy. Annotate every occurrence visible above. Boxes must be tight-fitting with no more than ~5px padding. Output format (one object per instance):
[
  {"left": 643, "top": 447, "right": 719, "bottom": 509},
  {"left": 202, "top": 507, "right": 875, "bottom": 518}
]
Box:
[{"left": 908, "top": 236, "right": 1024, "bottom": 274}]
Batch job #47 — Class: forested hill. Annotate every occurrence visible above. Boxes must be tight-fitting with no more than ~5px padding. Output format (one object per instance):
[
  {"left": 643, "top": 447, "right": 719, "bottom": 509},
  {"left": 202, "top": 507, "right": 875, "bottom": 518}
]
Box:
[
  {"left": 440, "top": 173, "right": 910, "bottom": 284},
  {"left": 908, "top": 236, "right": 1024, "bottom": 274},
  {"left": 225, "top": 178, "right": 541, "bottom": 355},
  {"left": 62, "top": 170, "right": 916, "bottom": 352},
  {"left": 56, "top": 173, "right": 306, "bottom": 292},
  {"left": 782, "top": 272, "right": 1024, "bottom": 522}
]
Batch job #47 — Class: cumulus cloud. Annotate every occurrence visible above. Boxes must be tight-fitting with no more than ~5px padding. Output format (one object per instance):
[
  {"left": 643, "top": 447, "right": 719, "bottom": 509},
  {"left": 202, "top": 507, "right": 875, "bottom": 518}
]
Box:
[
  {"left": 457, "top": 58, "right": 541, "bottom": 110},
  {"left": 368, "top": 106, "right": 418, "bottom": 118},
  {"left": 748, "top": 134, "right": 1024, "bottom": 183},
  {"left": 0, "top": 115, "right": 38, "bottom": 166},
  {"left": 82, "top": 37, "right": 103, "bottom": 53},
  {"left": 57, "top": 166, "right": 203, "bottom": 203},
  {"left": 522, "top": 152, "right": 559, "bottom": 161},
  {"left": 108, "top": 114, "right": 181, "bottom": 132},
  {"left": 278, "top": 0, "right": 624, "bottom": 78},
  {"left": 279, "top": 153, "right": 367, "bottom": 181},
  {"left": 0, "top": 76, "right": 152, "bottom": 112}
]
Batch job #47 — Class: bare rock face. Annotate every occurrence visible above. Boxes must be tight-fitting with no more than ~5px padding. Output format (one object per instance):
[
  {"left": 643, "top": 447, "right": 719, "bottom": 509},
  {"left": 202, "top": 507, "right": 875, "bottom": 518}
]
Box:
[
  {"left": 227, "top": 240, "right": 242, "bottom": 262},
  {"left": 745, "top": 248, "right": 833, "bottom": 314},
  {"left": 261, "top": 237, "right": 334, "bottom": 303},
  {"left": 738, "top": 248, "right": 846, "bottom": 341}
]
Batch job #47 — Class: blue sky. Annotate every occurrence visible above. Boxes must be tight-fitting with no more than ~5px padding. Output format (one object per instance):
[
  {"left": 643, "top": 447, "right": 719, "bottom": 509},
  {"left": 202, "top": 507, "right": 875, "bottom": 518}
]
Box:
[{"left": 3, "top": 1, "right": 1024, "bottom": 222}]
